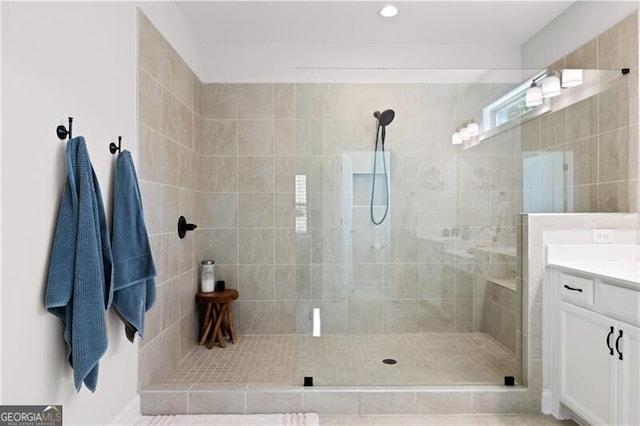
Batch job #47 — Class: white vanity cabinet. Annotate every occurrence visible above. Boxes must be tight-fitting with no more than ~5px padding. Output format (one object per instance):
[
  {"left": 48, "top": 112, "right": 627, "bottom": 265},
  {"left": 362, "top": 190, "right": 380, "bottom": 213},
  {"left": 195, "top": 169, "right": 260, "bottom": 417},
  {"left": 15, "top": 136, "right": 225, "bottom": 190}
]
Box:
[
  {"left": 546, "top": 259, "right": 640, "bottom": 426},
  {"left": 621, "top": 323, "right": 640, "bottom": 426}
]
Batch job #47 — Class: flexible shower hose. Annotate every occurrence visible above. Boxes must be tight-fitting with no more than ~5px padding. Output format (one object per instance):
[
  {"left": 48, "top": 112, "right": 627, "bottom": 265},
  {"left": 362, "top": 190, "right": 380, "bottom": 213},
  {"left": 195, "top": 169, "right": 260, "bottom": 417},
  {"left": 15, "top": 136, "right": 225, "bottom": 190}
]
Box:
[{"left": 370, "top": 125, "right": 389, "bottom": 225}]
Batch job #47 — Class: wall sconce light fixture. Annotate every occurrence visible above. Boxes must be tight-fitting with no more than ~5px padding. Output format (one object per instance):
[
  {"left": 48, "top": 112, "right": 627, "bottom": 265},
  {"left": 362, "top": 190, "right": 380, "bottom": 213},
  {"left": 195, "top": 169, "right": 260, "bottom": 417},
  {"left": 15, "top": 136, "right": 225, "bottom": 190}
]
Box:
[
  {"left": 525, "top": 81, "right": 543, "bottom": 107},
  {"left": 451, "top": 131, "right": 462, "bottom": 145},
  {"left": 561, "top": 69, "right": 584, "bottom": 88},
  {"left": 541, "top": 73, "right": 562, "bottom": 98},
  {"left": 451, "top": 121, "right": 480, "bottom": 145},
  {"left": 466, "top": 122, "right": 480, "bottom": 137}
]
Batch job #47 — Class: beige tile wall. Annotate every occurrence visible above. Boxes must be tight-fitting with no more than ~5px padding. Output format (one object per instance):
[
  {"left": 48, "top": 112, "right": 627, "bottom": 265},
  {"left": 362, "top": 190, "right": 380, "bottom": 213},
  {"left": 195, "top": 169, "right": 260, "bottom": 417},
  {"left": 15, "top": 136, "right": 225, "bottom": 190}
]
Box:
[
  {"left": 522, "top": 12, "right": 639, "bottom": 214},
  {"left": 137, "top": 11, "right": 202, "bottom": 387},
  {"left": 196, "top": 80, "right": 526, "bottom": 339},
  {"left": 197, "top": 9, "right": 637, "bottom": 342},
  {"left": 482, "top": 282, "right": 517, "bottom": 352}
]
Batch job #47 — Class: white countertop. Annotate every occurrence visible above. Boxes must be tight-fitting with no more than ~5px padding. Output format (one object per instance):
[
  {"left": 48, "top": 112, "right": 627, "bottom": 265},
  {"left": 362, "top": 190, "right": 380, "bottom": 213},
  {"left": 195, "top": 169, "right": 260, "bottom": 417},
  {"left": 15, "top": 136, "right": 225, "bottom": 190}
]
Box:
[
  {"left": 546, "top": 244, "right": 640, "bottom": 287},
  {"left": 546, "top": 260, "right": 640, "bottom": 287}
]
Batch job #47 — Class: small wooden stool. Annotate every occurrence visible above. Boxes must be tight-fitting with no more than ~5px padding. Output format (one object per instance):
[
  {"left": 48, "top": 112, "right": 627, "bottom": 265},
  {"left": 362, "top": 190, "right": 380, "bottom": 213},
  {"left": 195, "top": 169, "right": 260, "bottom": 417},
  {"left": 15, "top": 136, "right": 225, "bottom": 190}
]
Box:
[{"left": 197, "top": 289, "right": 239, "bottom": 348}]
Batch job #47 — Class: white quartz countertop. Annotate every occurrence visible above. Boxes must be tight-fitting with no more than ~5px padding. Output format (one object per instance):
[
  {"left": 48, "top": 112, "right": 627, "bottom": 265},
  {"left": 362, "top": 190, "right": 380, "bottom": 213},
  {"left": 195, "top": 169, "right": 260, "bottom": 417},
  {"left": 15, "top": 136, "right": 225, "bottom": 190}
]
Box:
[{"left": 546, "top": 244, "right": 640, "bottom": 287}]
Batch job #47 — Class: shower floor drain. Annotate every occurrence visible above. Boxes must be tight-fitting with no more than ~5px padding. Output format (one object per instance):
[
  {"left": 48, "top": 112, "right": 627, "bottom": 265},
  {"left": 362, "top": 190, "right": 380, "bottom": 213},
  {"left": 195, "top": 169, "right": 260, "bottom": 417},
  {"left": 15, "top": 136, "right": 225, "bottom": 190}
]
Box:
[{"left": 382, "top": 358, "right": 397, "bottom": 365}]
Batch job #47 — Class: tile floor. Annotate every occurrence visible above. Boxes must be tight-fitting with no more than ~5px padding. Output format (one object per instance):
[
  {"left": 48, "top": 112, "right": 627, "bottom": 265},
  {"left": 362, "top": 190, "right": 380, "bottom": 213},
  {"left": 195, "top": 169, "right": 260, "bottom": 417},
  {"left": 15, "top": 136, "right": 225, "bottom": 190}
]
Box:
[
  {"left": 318, "top": 414, "right": 577, "bottom": 425},
  {"left": 167, "top": 332, "right": 515, "bottom": 386},
  {"left": 134, "top": 414, "right": 576, "bottom": 425}
]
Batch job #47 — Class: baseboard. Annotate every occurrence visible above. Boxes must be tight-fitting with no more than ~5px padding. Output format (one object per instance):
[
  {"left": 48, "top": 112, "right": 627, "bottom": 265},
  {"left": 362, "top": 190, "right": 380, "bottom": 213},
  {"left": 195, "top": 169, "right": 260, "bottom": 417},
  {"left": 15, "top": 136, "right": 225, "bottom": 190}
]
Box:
[{"left": 110, "top": 394, "right": 141, "bottom": 426}]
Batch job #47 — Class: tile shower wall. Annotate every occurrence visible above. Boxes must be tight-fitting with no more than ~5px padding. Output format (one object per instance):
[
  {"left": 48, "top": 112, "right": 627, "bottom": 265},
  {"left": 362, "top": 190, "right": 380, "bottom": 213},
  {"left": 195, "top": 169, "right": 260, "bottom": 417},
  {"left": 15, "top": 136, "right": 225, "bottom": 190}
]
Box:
[
  {"left": 137, "top": 12, "right": 202, "bottom": 387},
  {"left": 522, "top": 12, "right": 639, "bottom": 214},
  {"left": 482, "top": 282, "right": 517, "bottom": 352},
  {"left": 197, "top": 81, "right": 522, "bottom": 337}
]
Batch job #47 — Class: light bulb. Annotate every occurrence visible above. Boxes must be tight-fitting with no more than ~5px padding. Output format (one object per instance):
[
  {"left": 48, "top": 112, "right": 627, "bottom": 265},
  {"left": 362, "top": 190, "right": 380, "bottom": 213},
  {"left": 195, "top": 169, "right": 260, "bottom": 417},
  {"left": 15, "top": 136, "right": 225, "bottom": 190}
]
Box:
[
  {"left": 466, "top": 122, "right": 479, "bottom": 136},
  {"left": 541, "top": 75, "right": 561, "bottom": 98},
  {"left": 451, "top": 132, "right": 462, "bottom": 145},
  {"left": 379, "top": 5, "right": 398, "bottom": 17},
  {"left": 561, "top": 69, "right": 583, "bottom": 88},
  {"left": 459, "top": 127, "right": 471, "bottom": 140},
  {"left": 525, "top": 85, "right": 543, "bottom": 107}
]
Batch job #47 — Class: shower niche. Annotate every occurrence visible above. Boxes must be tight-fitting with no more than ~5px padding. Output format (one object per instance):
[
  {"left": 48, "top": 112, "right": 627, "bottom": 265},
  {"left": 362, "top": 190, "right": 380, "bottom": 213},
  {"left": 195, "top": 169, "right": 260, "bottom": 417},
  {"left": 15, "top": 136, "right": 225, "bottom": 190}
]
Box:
[
  {"left": 341, "top": 151, "right": 392, "bottom": 293},
  {"left": 342, "top": 151, "right": 391, "bottom": 214}
]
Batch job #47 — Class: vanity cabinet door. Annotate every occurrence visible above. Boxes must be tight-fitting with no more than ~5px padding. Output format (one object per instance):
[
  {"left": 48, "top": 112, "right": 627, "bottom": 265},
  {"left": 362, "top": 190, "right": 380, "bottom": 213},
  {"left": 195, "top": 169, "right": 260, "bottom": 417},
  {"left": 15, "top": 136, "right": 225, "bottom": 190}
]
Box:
[
  {"left": 619, "top": 322, "right": 640, "bottom": 426},
  {"left": 560, "top": 302, "right": 617, "bottom": 426}
]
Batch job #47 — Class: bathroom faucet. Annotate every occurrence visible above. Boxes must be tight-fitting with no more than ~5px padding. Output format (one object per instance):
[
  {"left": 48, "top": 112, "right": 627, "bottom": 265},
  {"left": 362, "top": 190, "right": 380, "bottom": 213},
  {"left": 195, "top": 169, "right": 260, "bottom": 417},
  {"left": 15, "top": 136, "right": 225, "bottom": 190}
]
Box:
[{"left": 481, "top": 225, "right": 498, "bottom": 242}]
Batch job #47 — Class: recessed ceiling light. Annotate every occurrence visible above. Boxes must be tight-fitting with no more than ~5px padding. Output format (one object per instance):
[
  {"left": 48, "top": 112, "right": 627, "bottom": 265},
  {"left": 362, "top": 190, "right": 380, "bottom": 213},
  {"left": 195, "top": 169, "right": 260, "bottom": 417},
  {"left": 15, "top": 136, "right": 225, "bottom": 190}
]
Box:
[{"left": 379, "top": 5, "right": 398, "bottom": 18}]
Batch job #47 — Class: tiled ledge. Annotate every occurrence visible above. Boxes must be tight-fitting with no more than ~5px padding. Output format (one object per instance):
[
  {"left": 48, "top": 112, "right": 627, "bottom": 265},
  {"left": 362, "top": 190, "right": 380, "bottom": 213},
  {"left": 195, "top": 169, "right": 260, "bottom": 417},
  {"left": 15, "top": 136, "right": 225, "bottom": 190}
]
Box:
[{"left": 140, "top": 384, "right": 530, "bottom": 416}]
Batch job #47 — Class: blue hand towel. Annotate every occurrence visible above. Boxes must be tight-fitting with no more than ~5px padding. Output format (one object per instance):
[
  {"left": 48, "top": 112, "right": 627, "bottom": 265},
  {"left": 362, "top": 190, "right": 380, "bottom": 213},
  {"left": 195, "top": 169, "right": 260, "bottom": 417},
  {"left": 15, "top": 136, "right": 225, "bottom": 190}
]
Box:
[
  {"left": 45, "top": 136, "right": 113, "bottom": 393},
  {"left": 111, "top": 150, "right": 156, "bottom": 342}
]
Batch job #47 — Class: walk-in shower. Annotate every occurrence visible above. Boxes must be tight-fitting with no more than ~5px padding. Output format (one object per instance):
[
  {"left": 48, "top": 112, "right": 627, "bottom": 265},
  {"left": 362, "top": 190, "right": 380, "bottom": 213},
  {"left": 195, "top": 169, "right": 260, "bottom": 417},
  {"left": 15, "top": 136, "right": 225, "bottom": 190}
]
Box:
[
  {"left": 131, "top": 8, "right": 639, "bottom": 414},
  {"left": 370, "top": 109, "right": 394, "bottom": 225},
  {"left": 150, "top": 67, "right": 631, "bottom": 391}
]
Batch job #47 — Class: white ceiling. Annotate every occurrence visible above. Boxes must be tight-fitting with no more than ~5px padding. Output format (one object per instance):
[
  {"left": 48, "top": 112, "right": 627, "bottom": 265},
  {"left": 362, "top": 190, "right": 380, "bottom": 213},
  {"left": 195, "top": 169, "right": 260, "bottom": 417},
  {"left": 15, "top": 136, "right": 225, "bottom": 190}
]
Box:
[{"left": 177, "top": 1, "right": 575, "bottom": 46}]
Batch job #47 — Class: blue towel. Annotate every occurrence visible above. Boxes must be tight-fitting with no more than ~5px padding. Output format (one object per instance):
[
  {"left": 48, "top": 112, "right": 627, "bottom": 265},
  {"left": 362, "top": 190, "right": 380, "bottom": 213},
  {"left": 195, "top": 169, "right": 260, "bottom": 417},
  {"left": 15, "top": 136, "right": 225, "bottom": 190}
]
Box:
[
  {"left": 45, "top": 137, "right": 113, "bottom": 393},
  {"left": 111, "top": 150, "right": 156, "bottom": 342}
]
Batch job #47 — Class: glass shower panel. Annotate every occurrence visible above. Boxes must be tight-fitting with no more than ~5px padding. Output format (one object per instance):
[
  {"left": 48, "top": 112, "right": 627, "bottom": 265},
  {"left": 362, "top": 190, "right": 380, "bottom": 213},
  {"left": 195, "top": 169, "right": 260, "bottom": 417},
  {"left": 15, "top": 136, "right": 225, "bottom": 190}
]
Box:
[
  {"left": 521, "top": 69, "right": 630, "bottom": 213},
  {"left": 288, "top": 68, "right": 630, "bottom": 387}
]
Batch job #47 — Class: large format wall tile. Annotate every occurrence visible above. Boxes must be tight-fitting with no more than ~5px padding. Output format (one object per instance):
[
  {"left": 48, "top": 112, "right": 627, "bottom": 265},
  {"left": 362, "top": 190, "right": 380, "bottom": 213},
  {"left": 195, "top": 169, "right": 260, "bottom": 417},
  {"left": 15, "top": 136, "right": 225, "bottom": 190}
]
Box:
[
  {"left": 238, "top": 120, "right": 274, "bottom": 156},
  {"left": 599, "top": 127, "right": 629, "bottom": 183},
  {"left": 139, "top": 69, "right": 162, "bottom": 132},
  {"left": 201, "top": 156, "right": 238, "bottom": 192},
  {"left": 238, "top": 84, "right": 274, "bottom": 119},
  {"left": 202, "top": 84, "right": 238, "bottom": 119},
  {"left": 238, "top": 156, "right": 274, "bottom": 192},
  {"left": 200, "top": 120, "right": 237, "bottom": 155},
  {"left": 597, "top": 12, "right": 638, "bottom": 69},
  {"left": 565, "top": 39, "right": 597, "bottom": 69},
  {"left": 137, "top": 11, "right": 203, "bottom": 389}
]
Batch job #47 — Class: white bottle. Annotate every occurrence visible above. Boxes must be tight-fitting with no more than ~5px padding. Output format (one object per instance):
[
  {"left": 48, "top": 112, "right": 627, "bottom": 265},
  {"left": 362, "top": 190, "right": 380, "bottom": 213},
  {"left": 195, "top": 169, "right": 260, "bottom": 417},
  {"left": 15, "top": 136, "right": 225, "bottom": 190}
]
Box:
[{"left": 201, "top": 260, "right": 215, "bottom": 292}]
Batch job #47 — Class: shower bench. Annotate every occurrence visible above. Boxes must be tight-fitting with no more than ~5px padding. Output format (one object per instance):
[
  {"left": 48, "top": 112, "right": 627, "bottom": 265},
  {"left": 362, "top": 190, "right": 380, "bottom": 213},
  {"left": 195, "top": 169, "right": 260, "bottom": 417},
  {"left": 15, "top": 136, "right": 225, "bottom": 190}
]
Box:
[{"left": 197, "top": 289, "right": 239, "bottom": 348}]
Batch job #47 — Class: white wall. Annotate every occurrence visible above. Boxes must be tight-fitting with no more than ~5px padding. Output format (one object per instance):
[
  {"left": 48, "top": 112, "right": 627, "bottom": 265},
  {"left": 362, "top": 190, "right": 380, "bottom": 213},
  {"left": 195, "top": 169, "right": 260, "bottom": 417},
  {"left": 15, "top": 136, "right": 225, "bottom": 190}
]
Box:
[
  {"left": 522, "top": 1, "right": 639, "bottom": 68},
  {"left": 1, "top": 2, "right": 138, "bottom": 424},
  {"left": 200, "top": 43, "right": 522, "bottom": 82}
]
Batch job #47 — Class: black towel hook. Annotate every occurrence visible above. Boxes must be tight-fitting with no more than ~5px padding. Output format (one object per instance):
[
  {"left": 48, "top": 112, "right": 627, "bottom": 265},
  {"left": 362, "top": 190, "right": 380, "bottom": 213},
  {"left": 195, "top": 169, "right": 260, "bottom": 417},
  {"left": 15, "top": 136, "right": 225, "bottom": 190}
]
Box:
[
  {"left": 109, "top": 136, "right": 122, "bottom": 154},
  {"left": 56, "top": 117, "right": 73, "bottom": 141}
]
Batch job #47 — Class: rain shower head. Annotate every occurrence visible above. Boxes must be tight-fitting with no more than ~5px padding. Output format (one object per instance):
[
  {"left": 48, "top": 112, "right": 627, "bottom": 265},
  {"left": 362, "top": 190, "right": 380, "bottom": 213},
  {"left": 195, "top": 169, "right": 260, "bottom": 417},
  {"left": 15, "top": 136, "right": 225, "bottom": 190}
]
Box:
[{"left": 374, "top": 109, "right": 395, "bottom": 127}]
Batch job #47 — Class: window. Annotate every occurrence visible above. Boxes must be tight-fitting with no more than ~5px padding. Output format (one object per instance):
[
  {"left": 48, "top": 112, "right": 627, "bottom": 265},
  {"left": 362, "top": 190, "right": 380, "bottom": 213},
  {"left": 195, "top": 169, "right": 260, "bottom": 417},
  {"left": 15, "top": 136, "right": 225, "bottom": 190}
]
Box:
[
  {"left": 295, "top": 174, "right": 307, "bottom": 234},
  {"left": 483, "top": 71, "right": 546, "bottom": 131},
  {"left": 494, "top": 96, "right": 532, "bottom": 127}
]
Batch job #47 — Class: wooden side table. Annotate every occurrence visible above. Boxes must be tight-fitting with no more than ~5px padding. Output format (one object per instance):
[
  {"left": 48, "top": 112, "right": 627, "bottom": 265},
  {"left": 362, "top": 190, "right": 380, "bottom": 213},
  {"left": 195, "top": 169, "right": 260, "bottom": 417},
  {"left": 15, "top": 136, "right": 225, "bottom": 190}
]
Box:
[{"left": 197, "top": 289, "right": 238, "bottom": 349}]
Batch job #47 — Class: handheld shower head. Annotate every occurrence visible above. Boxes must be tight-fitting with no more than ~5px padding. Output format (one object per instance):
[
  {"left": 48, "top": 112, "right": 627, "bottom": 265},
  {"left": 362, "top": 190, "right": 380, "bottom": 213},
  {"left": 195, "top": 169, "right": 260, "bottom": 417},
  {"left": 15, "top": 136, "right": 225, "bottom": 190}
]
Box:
[
  {"left": 374, "top": 109, "right": 395, "bottom": 127},
  {"left": 370, "top": 109, "right": 394, "bottom": 225}
]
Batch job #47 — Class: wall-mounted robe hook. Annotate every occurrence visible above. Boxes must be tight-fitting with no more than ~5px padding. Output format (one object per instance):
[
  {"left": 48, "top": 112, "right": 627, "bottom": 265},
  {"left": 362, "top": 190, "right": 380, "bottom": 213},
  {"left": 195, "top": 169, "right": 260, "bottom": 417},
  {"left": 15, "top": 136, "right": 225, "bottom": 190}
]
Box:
[
  {"left": 56, "top": 117, "right": 73, "bottom": 141},
  {"left": 109, "top": 136, "right": 122, "bottom": 154}
]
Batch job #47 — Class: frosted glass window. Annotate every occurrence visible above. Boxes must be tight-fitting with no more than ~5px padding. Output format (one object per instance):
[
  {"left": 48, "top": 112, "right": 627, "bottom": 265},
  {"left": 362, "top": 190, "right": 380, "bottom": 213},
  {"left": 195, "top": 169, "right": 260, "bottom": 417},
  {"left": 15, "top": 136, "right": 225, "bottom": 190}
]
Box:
[
  {"left": 295, "top": 174, "right": 307, "bottom": 234},
  {"left": 483, "top": 71, "right": 545, "bottom": 131}
]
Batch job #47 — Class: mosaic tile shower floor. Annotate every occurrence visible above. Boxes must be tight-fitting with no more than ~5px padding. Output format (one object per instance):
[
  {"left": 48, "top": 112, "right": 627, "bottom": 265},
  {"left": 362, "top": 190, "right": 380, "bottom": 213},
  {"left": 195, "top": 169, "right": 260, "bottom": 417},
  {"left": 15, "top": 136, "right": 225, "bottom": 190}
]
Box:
[{"left": 165, "top": 333, "right": 515, "bottom": 386}]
